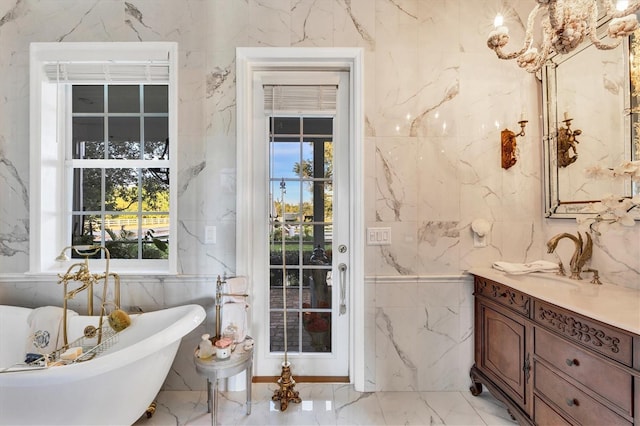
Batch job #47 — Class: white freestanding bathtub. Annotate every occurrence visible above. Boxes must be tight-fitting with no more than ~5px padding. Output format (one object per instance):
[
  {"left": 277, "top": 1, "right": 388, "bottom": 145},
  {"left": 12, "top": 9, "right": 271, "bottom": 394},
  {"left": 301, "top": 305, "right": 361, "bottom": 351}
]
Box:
[{"left": 0, "top": 304, "right": 206, "bottom": 425}]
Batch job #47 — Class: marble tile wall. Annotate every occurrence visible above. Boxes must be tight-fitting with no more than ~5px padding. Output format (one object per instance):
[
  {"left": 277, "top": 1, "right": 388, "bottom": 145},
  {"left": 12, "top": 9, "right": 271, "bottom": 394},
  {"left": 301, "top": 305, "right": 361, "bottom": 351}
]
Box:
[{"left": 0, "top": 0, "right": 638, "bottom": 392}]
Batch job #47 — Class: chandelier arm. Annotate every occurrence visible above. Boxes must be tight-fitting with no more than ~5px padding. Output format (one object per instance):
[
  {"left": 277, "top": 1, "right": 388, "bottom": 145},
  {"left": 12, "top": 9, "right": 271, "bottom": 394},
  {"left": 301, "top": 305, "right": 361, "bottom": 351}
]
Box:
[
  {"left": 547, "top": 0, "right": 561, "bottom": 31},
  {"left": 611, "top": 1, "right": 640, "bottom": 18},
  {"left": 524, "top": 34, "right": 553, "bottom": 73},
  {"left": 587, "top": 1, "right": 623, "bottom": 51},
  {"left": 601, "top": 0, "right": 617, "bottom": 16},
  {"left": 589, "top": 31, "right": 624, "bottom": 50},
  {"left": 491, "top": 4, "right": 541, "bottom": 60},
  {"left": 493, "top": 46, "right": 528, "bottom": 60}
]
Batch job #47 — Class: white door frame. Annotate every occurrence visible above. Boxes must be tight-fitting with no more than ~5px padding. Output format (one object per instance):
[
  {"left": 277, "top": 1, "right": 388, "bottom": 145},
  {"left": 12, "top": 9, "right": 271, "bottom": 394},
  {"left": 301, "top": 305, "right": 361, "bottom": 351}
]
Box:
[{"left": 236, "top": 47, "right": 364, "bottom": 389}]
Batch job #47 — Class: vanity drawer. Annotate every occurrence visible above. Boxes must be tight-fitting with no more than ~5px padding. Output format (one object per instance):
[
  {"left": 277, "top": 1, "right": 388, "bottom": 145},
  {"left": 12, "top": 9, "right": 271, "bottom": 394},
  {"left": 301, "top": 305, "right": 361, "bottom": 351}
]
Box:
[
  {"left": 534, "top": 361, "right": 631, "bottom": 426},
  {"left": 533, "top": 396, "right": 572, "bottom": 426},
  {"left": 533, "top": 300, "right": 633, "bottom": 366},
  {"left": 474, "top": 277, "right": 530, "bottom": 317},
  {"left": 534, "top": 327, "right": 633, "bottom": 416}
]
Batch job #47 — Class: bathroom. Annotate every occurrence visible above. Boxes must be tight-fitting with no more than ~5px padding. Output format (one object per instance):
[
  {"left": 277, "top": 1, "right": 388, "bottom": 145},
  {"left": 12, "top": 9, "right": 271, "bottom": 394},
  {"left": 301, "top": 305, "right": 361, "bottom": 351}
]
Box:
[{"left": 0, "top": 0, "right": 639, "bottom": 424}]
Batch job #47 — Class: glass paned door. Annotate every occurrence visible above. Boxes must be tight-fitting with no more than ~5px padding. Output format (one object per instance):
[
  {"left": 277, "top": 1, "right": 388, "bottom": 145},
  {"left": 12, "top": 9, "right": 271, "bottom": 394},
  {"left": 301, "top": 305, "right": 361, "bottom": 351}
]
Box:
[{"left": 269, "top": 116, "right": 335, "bottom": 354}]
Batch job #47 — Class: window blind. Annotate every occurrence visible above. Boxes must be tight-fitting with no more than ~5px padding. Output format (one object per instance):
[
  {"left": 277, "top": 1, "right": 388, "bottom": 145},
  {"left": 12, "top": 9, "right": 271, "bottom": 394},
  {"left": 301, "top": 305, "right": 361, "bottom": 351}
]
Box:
[
  {"left": 44, "top": 61, "right": 170, "bottom": 83},
  {"left": 263, "top": 85, "right": 337, "bottom": 113}
]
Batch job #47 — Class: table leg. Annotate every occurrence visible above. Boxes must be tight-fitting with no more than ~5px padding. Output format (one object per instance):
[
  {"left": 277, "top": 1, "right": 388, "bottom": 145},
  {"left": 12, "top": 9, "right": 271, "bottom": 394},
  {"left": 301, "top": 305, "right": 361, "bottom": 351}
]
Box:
[
  {"left": 206, "top": 379, "right": 212, "bottom": 413},
  {"left": 213, "top": 378, "right": 218, "bottom": 426},
  {"left": 246, "top": 363, "right": 252, "bottom": 415}
]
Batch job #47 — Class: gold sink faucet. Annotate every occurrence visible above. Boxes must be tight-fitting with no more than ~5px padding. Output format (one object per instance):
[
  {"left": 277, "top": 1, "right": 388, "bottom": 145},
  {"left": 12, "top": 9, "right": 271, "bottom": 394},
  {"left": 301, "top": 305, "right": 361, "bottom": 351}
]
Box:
[{"left": 546, "top": 232, "right": 593, "bottom": 280}]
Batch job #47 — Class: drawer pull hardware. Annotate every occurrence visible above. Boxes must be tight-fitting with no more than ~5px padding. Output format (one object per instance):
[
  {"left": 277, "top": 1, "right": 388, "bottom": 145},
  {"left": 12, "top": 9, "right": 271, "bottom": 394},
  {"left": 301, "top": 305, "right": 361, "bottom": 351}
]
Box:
[
  {"left": 499, "top": 292, "right": 508, "bottom": 298},
  {"left": 565, "top": 358, "right": 579, "bottom": 366},
  {"left": 565, "top": 398, "right": 579, "bottom": 407}
]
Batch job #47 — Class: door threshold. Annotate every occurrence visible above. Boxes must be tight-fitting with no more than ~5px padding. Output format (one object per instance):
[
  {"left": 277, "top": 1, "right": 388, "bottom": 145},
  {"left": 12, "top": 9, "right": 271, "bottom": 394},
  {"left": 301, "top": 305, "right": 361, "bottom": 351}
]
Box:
[{"left": 253, "top": 376, "right": 349, "bottom": 383}]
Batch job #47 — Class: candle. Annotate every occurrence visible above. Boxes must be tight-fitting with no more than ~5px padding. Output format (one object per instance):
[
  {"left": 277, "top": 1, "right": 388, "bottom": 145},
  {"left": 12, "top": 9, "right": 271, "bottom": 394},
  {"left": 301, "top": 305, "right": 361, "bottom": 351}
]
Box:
[
  {"left": 564, "top": 111, "right": 569, "bottom": 121},
  {"left": 494, "top": 14, "right": 504, "bottom": 28},
  {"left": 520, "top": 112, "right": 525, "bottom": 121}
]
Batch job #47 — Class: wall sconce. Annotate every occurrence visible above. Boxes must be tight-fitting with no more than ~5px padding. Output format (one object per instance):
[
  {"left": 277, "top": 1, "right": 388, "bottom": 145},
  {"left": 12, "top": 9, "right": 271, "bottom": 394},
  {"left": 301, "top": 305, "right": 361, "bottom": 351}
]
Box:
[
  {"left": 501, "top": 116, "right": 528, "bottom": 169},
  {"left": 557, "top": 112, "right": 581, "bottom": 168}
]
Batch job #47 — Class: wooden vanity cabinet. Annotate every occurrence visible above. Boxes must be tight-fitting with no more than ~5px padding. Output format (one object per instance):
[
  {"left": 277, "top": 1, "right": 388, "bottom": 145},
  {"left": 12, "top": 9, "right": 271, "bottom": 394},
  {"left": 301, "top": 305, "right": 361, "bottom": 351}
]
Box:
[
  {"left": 470, "top": 275, "right": 640, "bottom": 426},
  {"left": 470, "top": 277, "right": 534, "bottom": 424}
]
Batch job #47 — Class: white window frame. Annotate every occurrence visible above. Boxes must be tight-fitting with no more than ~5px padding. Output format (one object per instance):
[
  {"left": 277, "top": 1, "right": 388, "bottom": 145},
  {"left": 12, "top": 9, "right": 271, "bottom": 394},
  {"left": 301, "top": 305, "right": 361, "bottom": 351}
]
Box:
[{"left": 29, "top": 42, "right": 178, "bottom": 275}]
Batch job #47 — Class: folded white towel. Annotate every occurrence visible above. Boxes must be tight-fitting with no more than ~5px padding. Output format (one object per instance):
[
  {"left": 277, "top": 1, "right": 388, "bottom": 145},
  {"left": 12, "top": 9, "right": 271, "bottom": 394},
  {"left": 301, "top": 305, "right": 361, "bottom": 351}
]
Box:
[
  {"left": 221, "top": 302, "right": 248, "bottom": 343},
  {"left": 492, "top": 260, "right": 559, "bottom": 275},
  {"left": 222, "top": 276, "right": 249, "bottom": 304},
  {"left": 25, "top": 306, "right": 78, "bottom": 355}
]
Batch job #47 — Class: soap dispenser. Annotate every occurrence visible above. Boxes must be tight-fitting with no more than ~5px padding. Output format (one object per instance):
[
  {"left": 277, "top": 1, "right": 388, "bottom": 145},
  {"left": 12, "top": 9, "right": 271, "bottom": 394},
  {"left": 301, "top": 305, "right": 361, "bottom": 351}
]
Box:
[{"left": 197, "top": 334, "right": 215, "bottom": 359}]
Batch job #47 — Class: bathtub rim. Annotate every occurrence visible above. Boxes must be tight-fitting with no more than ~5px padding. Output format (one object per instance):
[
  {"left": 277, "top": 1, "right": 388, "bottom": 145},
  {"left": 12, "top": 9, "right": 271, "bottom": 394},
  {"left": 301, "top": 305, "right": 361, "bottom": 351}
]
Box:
[{"left": 0, "top": 303, "right": 206, "bottom": 386}]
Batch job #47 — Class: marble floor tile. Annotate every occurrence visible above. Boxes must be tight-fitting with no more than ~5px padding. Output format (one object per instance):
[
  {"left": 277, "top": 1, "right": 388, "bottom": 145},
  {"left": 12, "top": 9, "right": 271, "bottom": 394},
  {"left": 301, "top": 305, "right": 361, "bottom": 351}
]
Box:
[{"left": 133, "top": 384, "right": 517, "bottom": 426}]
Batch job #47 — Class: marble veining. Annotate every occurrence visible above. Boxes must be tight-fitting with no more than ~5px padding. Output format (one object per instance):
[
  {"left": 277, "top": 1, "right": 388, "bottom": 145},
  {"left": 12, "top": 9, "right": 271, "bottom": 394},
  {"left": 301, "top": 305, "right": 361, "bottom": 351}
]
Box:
[
  {"left": 0, "top": 0, "right": 25, "bottom": 28},
  {"left": 0, "top": 151, "right": 28, "bottom": 257},
  {"left": 57, "top": 1, "right": 100, "bottom": 42},
  {"left": 339, "top": 0, "right": 374, "bottom": 49},
  {"left": 376, "top": 307, "right": 418, "bottom": 379},
  {"left": 206, "top": 65, "right": 231, "bottom": 98},
  {"left": 178, "top": 160, "right": 206, "bottom": 195},
  {"left": 418, "top": 221, "right": 459, "bottom": 247}
]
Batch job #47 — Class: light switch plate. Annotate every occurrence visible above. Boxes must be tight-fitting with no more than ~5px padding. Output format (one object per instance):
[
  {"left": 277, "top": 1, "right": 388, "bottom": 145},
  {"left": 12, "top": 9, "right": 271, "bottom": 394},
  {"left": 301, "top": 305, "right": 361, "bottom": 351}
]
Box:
[
  {"left": 205, "top": 226, "right": 216, "bottom": 244},
  {"left": 366, "top": 227, "right": 391, "bottom": 245}
]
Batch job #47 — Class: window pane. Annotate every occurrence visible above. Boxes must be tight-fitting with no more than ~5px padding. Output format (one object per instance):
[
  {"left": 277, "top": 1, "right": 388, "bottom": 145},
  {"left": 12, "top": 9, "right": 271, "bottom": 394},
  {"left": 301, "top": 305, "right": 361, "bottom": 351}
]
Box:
[
  {"left": 71, "top": 213, "right": 101, "bottom": 246},
  {"left": 144, "top": 117, "right": 169, "bottom": 160},
  {"left": 324, "top": 140, "right": 333, "bottom": 179},
  {"left": 72, "top": 118, "right": 104, "bottom": 159},
  {"left": 142, "top": 168, "right": 169, "bottom": 211},
  {"left": 271, "top": 142, "right": 299, "bottom": 179},
  {"left": 304, "top": 182, "right": 333, "bottom": 221},
  {"left": 301, "top": 141, "right": 314, "bottom": 178},
  {"left": 73, "top": 86, "right": 104, "bottom": 113},
  {"left": 105, "top": 215, "right": 139, "bottom": 259},
  {"left": 105, "top": 168, "right": 139, "bottom": 212},
  {"left": 269, "top": 310, "right": 300, "bottom": 352},
  {"left": 302, "top": 138, "right": 332, "bottom": 179},
  {"left": 302, "top": 117, "right": 332, "bottom": 135},
  {"left": 142, "top": 214, "right": 169, "bottom": 259},
  {"left": 302, "top": 311, "right": 331, "bottom": 352},
  {"left": 109, "top": 117, "right": 140, "bottom": 159},
  {"left": 144, "top": 85, "right": 168, "bottom": 113},
  {"left": 108, "top": 85, "right": 140, "bottom": 113},
  {"left": 73, "top": 168, "right": 103, "bottom": 211},
  {"left": 271, "top": 117, "right": 299, "bottom": 134}
]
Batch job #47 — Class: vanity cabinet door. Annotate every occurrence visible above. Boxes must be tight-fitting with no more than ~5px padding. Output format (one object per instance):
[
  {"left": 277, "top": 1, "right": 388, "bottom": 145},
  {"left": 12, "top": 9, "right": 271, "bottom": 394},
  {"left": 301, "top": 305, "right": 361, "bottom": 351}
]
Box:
[{"left": 476, "top": 299, "right": 532, "bottom": 412}]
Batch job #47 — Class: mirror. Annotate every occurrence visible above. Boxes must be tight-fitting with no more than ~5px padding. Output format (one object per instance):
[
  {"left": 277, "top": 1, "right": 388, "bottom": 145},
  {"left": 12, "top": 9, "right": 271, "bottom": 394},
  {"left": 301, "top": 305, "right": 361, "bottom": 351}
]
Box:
[{"left": 542, "top": 21, "right": 639, "bottom": 219}]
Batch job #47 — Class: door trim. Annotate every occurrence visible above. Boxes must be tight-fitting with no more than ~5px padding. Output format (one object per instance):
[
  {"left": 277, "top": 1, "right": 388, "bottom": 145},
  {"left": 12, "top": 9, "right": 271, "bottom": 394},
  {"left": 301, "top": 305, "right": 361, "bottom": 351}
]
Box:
[{"left": 236, "top": 47, "right": 365, "bottom": 390}]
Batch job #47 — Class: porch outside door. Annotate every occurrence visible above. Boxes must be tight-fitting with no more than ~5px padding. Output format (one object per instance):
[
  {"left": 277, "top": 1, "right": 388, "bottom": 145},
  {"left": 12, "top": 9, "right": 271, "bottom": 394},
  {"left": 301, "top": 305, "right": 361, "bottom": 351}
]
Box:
[{"left": 253, "top": 71, "right": 350, "bottom": 377}]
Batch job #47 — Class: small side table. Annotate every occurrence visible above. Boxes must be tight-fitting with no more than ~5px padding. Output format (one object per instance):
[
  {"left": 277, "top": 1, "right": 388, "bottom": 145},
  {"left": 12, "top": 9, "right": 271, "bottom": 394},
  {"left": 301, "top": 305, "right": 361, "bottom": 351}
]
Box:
[{"left": 194, "top": 342, "right": 253, "bottom": 426}]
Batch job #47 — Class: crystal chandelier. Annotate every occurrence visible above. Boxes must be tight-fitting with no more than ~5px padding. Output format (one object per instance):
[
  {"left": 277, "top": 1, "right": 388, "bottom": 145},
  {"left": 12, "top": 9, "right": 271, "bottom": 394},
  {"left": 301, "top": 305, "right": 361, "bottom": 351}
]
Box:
[{"left": 487, "top": 0, "right": 640, "bottom": 73}]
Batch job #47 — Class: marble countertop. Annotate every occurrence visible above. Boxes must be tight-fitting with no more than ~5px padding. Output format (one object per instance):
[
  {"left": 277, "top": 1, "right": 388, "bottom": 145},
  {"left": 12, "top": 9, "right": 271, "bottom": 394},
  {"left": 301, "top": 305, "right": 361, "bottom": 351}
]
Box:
[{"left": 469, "top": 267, "right": 640, "bottom": 335}]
